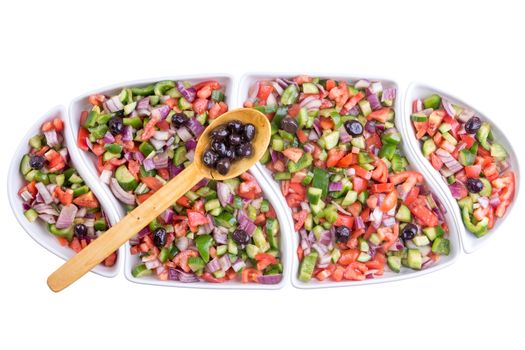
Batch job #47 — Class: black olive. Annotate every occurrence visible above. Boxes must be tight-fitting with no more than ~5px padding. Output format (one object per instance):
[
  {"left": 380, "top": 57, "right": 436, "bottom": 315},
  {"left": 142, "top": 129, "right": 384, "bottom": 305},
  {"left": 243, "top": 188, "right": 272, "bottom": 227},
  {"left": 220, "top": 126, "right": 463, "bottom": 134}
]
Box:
[
  {"left": 227, "top": 120, "right": 243, "bottom": 133},
  {"left": 334, "top": 226, "right": 351, "bottom": 243},
  {"left": 212, "top": 140, "right": 228, "bottom": 157},
  {"left": 224, "top": 147, "right": 236, "bottom": 160},
  {"left": 280, "top": 117, "right": 298, "bottom": 134},
  {"left": 153, "top": 227, "right": 167, "bottom": 247},
  {"left": 29, "top": 155, "right": 45, "bottom": 170},
  {"left": 465, "top": 116, "right": 481, "bottom": 134},
  {"left": 108, "top": 116, "right": 123, "bottom": 135},
  {"left": 172, "top": 113, "right": 189, "bottom": 127},
  {"left": 202, "top": 149, "right": 218, "bottom": 167},
  {"left": 400, "top": 223, "right": 418, "bottom": 241},
  {"left": 211, "top": 125, "right": 229, "bottom": 139},
  {"left": 228, "top": 133, "right": 242, "bottom": 146},
  {"left": 344, "top": 120, "right": 363, "bottom": 137},
  {"left": 232, "top": 229, "right": 250, "bottom": 245},
  {"left": 216, "top": 158, "right": 231, "bottom": 175},
  {"left": 74, "top": 223, "right": 87, "bottom": 238},
  {"left": 236, "top": 143, "right": 253, "bottom": 158},
  {"left": 466, "top": 178, "right": 484, "bottom": 193},
  {"left": 243, "top": 123, "right": 256, "bottom": 141}
]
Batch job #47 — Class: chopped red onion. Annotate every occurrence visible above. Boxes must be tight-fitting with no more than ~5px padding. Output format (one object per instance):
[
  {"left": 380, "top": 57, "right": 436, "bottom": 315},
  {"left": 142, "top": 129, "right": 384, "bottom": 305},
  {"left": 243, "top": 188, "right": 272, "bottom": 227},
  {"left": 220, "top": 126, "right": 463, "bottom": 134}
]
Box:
[
  {"left": 365, "top": 121, "right": 376, "bottom": 133},
  {"left": 213, "top": 227, "right": 228, "bottom": 245},
  {"left": 35, "top": 182, "right": 53, "bottom": 204},
  {"left": 56, "top": 204, "right": 78, "bottom": 229},
  {"left": 176, "top": 81, "right": 196, "bottom": 102},
  {"left": 232, "top": 259, "right": 246, "bottom": 272},
  {"left": 133, "top": 151, "right": 145, "bottom": 163},
  {"left": 270, "top": 81, "right": 283, "bottom": 95},
  {"left": 20, "top": 190, "right": 34, "bottom": 202},
  {"left": 185, "top": 139, "right": 197, "bottom": 151},
  {"left": 436, "top": 148, "right": 463, "bottom": 173},
  {"left": 121, "top": 125, "right": 133, "bottom": 142},
  {"left": 44, "top": 130, "right": 59, "bottom": 147},
  {"left": 217, "top": 182, "right": 233, "bottom": 207},
  {"left": 247, "top": 81, "right": 260, "bottom": 102},
  {"left": 206, "top": 257, "right": 221, "bottom": 273},
  {"left": 367, "top": 93, "right": 382, "bottom": 111},
  {"left": 151, "top": 105, "right": 171, "bottom": 120},
  {"left": 176, "top": 127, "right": 192, "bottom": 142},
  {"left": 381, "top": 87, "right": 396, "bottom": 102},
  {"left": 149, "top": 138, "right": 166, "bottom": 150},
  {"left": 169, "top": 164, "right": 183, "bottom": 177},
  {"left": 219, "top": 255, "right": 232, "bottom": 271},
  {"left": 168, "top": 268, "right": 198, "bottom": 282},
  {"left": 185, "top": 149, "right": 195, "bottom": 161},
  {"left": 153, "top": 130, "right": 170, "bottom": 141},
  {"left": 257, "top": 274, "right": 282, "bottom": 284},
  {"left": 143, "top": 157, "right": 155, "bottom": 171},
  {"left": 328, "top": 182, "right": 343, "bottom": 192},
  {"left": 109, "top": 178, "right": 136, "bottom": 205},
  {"left": 161, "top": 208, "right": 174, "bottom": 224},
  {"left": 175, "top": 236, "right": 189, "bottom": 251},
  {"left": 38, "top": 214, "right": 56, "bottom": 224},
  {"left": 355, "top": 216, "right": 365, "bottom": 230},
  {"left": 441, "top": 97, "right": 456, "bottom": 117},
  {"left": 354, "top": 79, "right": 370, "bottom": 89},
  {"left": 303, "top": 143, "right": 315, "bottom": 153},
  {"left": 153, "top": 152, "right": 169, "bottom": 168},
  {"left": 33, "top": 203, "right": 59, "bottom": 216},
  {"left": 187, "top": 118, "right": 205, "bottom": 137},
  {"left": 339, "top": 125, "right": 351, "bottom": 143},
  {"left": 458, "top": 108, "right": 474, "bottom": 123}
]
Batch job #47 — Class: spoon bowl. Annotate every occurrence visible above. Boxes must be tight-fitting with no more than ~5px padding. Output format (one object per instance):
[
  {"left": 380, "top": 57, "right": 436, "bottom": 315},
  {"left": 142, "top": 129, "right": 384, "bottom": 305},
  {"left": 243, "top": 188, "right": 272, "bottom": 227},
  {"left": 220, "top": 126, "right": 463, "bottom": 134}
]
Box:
[
  {"left": 47, "top": 108, "right": 270, "bottom": 292},
  {"left": 194, "top": 108, "right": 271, "bottom": 180}
]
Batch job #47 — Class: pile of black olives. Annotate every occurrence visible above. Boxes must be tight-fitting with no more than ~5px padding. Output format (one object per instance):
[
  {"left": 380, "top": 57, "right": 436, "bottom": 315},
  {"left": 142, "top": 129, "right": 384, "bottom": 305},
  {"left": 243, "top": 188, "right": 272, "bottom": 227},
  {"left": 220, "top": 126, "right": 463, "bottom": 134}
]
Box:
[{"left": 202, "top": 120, "right": 256, "bottom": 175}]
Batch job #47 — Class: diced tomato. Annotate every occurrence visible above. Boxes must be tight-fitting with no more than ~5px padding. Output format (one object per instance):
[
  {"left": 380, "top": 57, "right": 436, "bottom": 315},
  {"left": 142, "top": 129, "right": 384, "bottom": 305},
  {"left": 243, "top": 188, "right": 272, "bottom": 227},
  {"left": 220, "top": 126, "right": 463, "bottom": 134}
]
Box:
[
  {"left": 70, "top": 238, "right": 81, "bottom": 253},
  {"left": 338, "top": 249, "right": 359, "bottom": 265},
  {"left": 343, "top": 262, "right": 367, "bottom": 281},
  {"left": 430, "top": 152, "right": 443, "bottom": 170},
  {"left": 371, "top": 183, "right": 394, "bottom": 193},
  {"left": 483, "top": 163, "right": 499, "bottom": 181},
  {"left": 371, "top": 158, "right": 388, "bottom": 183},
  {"left": 380, "top": 190, "right": 398, "bottom": 213},
  {"left": 282, "top": 147, "right": 304, "bottom": 162},
  {"left": 241, "top": 268, "right": 261, "bottom": 283},
  {"left": 238, "top": 180, "right": 261, "bottom": 199},
  {"left": 389, "top": 171, "right": 423, "bottom": 185},
  {"left": 427, "top": 110, "right": 445, "bottom": 136},
  {"left": 88, "top": 94, "right": 105, "bottom": 106},
  {"left": 352, "top": 176, "right": 369, "bottom": 193},
  {"left": 141, "top": 176, "right": 163, "bottom": 191},
  {"left": 413, "top": 121, "right": 428, "bottom": 139},
  {"left": 77, "top": 127, "right": 90, "bottom": 151},
  {"left": 326, "top": 148, "right": 346, "bottom": 167},
  {"left": 331, "top": 265, "right": 344, "bottom": 281},
  {"left": 193, "top": 80, "right": 221, "bottom": 91},
  {"left": 296, "top": 129, "right": 308, "bottom": 143},
  {"left": 73, "top": 192, "right": 99, "bottom": 208},
  {"left": 352, "top": 165, "right": 372, "bottom": 180},
  {"left": 104, "top": 252, "right": 117, "bottom": 267},
  {"left": 343, "top": 91, "right": 364, "bottom": 110},
  {"left": 404, "top": 186, "right": 420, "bottom": 206},
  {"left": 53, "top": 118, "right": 64, "bottom": 131},
  {"left": 257, "top": 84, "right": 274, "bottom": 101},
  {"left": 410, "top": 204, "right": 439, "bottom": 227},
  {"left": 325, "top": 79, "right": 336, "bottom": 91},
  {"left": 54, "top": 187, "right": 73, "bottom": 206},
  {"left": 367, "top": 107, "right": 391, "bottom": 123},
  {"left": 319, "top": 116, "right": 334, "bottom": 130},
  {"left": 293, "top": 75, "right": 313, "bottom": 84},
  {"left": 337, "top": 153, "right": 357, "bottom": 168},
  {"left": 460, "top": 134, "right": 476, "bottom": 148},
  {"left": 328, "top": 82, "right": 349, "bottom": 107},
  {"left": 136, "top": 192, "right": 152, "bottom": 204},
  {"left": 465, "top": 165, "right": 482, "bottom": 178},
  {"left": 187, "top": 210, "right": 209, "bottom": 227},
  {"left": 292, "top": 210, "right": 308, "bottom": 231},
  {"left": 192, "top": 98, "right": 208, "bottom": 114},
  {"left": 141, "top": 115, "right": 159, "bottom": 141},
  {"left": 334, "top": 214, "right": 354, "bottom": 228}
]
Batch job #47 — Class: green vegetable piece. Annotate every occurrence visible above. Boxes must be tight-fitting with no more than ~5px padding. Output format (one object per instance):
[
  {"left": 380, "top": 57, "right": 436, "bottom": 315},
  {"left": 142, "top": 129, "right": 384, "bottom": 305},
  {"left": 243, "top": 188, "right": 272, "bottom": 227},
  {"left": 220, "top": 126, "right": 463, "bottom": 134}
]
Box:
[
  {"left": 462, "top": 206, "right": 488, "bottom": 237},
  {"left": 479, "top": 178, "right": 492, "bottom": 197},
  {"left": 115, "top": 165, "right": 138, "bottom": 191},
  {"left": 20, "top": 154, "right": 31, "bottom": 176},
  {"left": 312, "top": 168, "right": 329, "bottom": 198},
  {"left": 423, "top": 139, "right": 437, "bottom": 158},
  {"left": 298, "top": 252, "right": 318, "bottom": 282},
  {"left": 458, "top": 149, "right": 475, "bottom": 166},
  {"left": 131, "top": 264, "right": 152, "bottom": 277},
  {"left": 432, "top": 237, "right": 450, "bottom": 255},
  {"left": 407, "top": 249, "right": 422, "bottom": 270},
  {"left": 423, "top": 94, "right": 441, "bottom": 110},
  {"left": 387, "top": 255, "right": 402, "bottom": 273},
  {"left": 281, "top": 85, "right": 299, "bottom": 105},
  {"left": 195, "top": 234, "right": 213, "bottom": 263},
  {"left": 154, "top": 80, "right": 175, "bottom": 96},
  {"left": 490, "top": 143, "right": 507, "bottom": 161},
  {"left": 188, "top": 256, "right": 205, "bottom": 272},
  {"left": 395, "top": 204, "right": 412, "bottom": 223},
  {"left": 476, "top": 122, "right": 491, "bottom": 150},
  {"left": 24, "top": 208, "right": 39, "bottom": 222},
  {"left": 48, "top": 223, "right": 73, "bottom": 241},
  {"left": 139, "top": 141, "right": 155, "bottom": 157},
  {"left": 131, "top": 84, "right": 155, "bottom": 96}
]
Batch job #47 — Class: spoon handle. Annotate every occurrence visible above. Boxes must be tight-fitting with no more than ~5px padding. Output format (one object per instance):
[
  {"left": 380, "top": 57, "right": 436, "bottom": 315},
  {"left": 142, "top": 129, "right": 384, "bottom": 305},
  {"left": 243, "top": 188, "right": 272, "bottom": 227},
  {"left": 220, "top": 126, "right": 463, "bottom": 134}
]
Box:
[{"left": 47, "top": 163, "right": 203, "bottom": 292}]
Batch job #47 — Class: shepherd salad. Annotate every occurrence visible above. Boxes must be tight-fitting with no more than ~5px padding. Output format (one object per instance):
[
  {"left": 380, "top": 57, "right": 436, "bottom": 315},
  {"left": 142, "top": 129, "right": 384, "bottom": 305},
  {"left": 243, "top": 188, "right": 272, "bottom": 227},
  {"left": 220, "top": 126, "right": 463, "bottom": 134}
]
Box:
[
  {"left": 411, "top": 94, "right": 516, "bottom": 237},
  {"left": 78, "top": 80, "right": 282, "bottom": 283},
  {"left": 245, "top": 76, "right": 451, "bottom": 282},
  {"left": 19, "top": 117, "right": 116, "bottom": 266}
]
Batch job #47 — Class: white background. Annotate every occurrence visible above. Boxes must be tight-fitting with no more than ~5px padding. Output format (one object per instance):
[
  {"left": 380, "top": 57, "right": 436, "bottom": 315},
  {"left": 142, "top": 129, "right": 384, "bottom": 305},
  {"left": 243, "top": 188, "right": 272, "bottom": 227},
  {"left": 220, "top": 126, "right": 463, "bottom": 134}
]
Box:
[{"left": 1, "top": 1, "right": 523, "bottom": 349}]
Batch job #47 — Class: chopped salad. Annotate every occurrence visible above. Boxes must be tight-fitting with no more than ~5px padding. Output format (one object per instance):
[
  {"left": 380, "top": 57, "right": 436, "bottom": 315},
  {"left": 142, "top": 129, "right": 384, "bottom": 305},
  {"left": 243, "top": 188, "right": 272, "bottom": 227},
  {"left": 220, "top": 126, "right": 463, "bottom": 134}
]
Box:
[
  {"left": 245, "top": 76, "right": 451, "bottom": 282},
  {"left": 411, "top": 94, "right": 516, "bottom": 237},
  {"left": 78, "top": 80, "right": 282, "bottom": 283},
  {"left": 19, "top": 117, "right": 116, "bottom": 266}
]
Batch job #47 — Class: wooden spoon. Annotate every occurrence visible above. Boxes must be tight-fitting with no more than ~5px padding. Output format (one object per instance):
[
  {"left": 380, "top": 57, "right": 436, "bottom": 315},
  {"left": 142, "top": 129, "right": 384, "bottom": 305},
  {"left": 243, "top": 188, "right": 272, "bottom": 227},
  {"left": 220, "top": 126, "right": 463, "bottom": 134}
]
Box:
[{"left": 47, "top": 108, "right": 270, "bottom": 292}]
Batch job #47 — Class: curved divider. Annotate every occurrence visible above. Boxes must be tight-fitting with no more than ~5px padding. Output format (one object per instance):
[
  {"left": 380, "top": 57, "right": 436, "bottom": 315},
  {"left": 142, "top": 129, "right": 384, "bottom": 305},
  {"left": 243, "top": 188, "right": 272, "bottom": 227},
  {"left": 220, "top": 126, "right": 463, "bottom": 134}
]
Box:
[
  {"left": 401, "top": 83, "right": 520, "bottom": 253},
  {"left": 7, "top": 105, "right": 123, "bottom": 277}
]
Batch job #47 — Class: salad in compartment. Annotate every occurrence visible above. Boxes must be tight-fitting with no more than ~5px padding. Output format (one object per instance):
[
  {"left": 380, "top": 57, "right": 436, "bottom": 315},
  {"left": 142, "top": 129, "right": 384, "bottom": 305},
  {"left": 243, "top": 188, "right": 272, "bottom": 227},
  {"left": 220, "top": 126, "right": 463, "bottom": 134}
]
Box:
[
  {"left": 245, "top": 75, "right": 451, "bottom": 282},
  {"left": 77, "top": 79, "right": 282, "bottom": 284},
  {"left": 410, "top": 94, "right": 516, "bottom": 237},
  {"left": 18, "top": 117, "right": 116, "bottom": 266}
]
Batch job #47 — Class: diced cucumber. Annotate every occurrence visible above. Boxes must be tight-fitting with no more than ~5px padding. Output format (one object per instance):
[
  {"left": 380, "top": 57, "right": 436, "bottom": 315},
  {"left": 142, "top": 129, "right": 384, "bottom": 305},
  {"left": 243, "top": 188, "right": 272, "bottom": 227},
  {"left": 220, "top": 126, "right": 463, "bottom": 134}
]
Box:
[
  {"left": 432, "top": 237, "right": 450, "bottom": 255},
  {"left": 411, "top": 113, "right": 428, "bottom": 122},
  {"left": 341, "top": 190, "right": 358, "bottom": 206},
  {"left": 20, "top": 154, "right": 32, "bottom": 176},
  {"left": 479, "top": 178, "right": 492, "bottom": 197},
  {"left": 407, "top": 249, "right": 422, "bottom": 270},
  {"left": 307, "top": 187, "right": 323, "bottom": 205},
  {"left": 131, "top": 264, "right": 152, "bottom": 278},
  {"left": 490, "top": 143, "right": 507, "bottom": 160},
  {"left": 387, "top": 255, "right": 402, "bottom": 273},
  {"left": 413, "top": 235, "right": 430, "bottom": 246},
  {"left": 115, "top": 165, "right": 138, "bottom": 191},
  {"left": 246, "top": 244, "right": 259, "bottom": 259},
  {"left": 458, "top": 149, "right": 475, "bottom": 166},
  {"left": 423, "top": 94, "right": 441, "bottom": 110},
  {"left": 395, "top": 204, "right": 412, "bottom": 223},
  {"left": 302, "top": 83, "right": 319, "bottom": 94},
  {"left": 298, "top": 252, "right": 318, "bottom": 282},
  {"left": 188, "top": 256, "right": 205, "bottom": 272},
  {"left": 422, "top": 139, "right": 437, "bottom": 158},
  {"left": 24, "top": 208, "right": 39, "bottom": 222}
]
